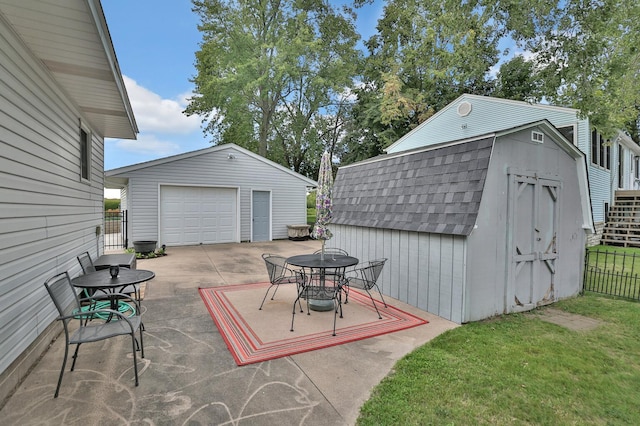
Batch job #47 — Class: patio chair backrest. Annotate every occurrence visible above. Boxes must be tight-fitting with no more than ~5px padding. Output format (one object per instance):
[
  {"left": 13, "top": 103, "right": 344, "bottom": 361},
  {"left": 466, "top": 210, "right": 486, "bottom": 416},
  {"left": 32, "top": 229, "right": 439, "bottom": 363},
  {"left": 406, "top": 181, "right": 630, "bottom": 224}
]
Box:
[
  {"left": 44, "top": 272, "right": 82, "bottom": 323},
  {"left": 262, "top": 253, "right": 289, "bottom": 282},
  {"left": 313, "top": 248, "right": 349, "bottom": 256},
  {"left": 77, "top": 251, "right": 96, "bottom": 274},
  {"left": 359, "top": 258, "right": 387, "bottom": 289}
]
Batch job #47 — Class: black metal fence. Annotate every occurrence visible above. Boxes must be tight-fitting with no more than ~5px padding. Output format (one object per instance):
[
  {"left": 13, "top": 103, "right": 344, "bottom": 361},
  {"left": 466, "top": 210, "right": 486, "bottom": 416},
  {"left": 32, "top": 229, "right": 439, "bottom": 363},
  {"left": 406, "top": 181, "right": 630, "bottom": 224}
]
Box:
[
  {"left": 583, "top": 249, "right": 640, "bottom": 301},
  {"left": 104, "top": 210, "right": 127, "bottom": 249}
]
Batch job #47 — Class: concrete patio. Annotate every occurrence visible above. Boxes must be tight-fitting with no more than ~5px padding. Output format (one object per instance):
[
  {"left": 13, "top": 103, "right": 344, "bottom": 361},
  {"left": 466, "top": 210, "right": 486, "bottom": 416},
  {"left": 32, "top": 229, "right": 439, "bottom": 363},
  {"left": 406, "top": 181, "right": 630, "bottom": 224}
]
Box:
[{"left": 1, "top": 240, "right": 458, "bottom": 425}]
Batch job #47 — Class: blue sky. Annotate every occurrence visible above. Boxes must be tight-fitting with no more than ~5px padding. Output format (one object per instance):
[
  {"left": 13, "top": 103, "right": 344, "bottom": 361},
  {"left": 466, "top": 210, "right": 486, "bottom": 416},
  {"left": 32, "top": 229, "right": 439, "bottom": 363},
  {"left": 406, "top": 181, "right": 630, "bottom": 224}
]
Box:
[{"left": 102, "top": 1, "right": 384, "bottom": 197}]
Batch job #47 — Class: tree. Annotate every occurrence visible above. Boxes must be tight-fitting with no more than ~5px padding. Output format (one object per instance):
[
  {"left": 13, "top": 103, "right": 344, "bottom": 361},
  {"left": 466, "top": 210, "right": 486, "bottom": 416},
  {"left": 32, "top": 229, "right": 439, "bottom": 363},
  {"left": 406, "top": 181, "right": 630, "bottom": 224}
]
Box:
[
  {"left": 343, "top": 0, "right": 501, "bottom": 161},
  {"left": 497, "top": 0, "right": 640, "bottom": 140},
  {"left": 494, "top": 55, "right": 543, "bottom": 102},
  {"left": 186, "top": 0, "right": 361, "bottom": 174}
]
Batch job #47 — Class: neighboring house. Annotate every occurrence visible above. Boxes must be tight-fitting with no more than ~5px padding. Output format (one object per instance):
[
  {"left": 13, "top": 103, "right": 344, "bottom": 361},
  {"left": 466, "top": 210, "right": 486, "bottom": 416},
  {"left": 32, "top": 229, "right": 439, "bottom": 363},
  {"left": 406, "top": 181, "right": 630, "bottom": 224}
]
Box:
[
  {"left": 0, "top": 1, "right": 136, "bottom": 402},
  {"left": 386, "top": 94, "right": 640, "bottom": 245},
  {"left": 330, "top": 121, "right": 593, "bottom": 323},
  {"left": 105, "top": 144, "right": 317, "bottom": 246}
]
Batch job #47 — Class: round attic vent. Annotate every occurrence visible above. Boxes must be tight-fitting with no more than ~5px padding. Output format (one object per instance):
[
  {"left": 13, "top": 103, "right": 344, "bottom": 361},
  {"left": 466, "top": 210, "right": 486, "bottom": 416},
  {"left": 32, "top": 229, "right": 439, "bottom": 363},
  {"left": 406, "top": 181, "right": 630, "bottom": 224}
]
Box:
[{"left": 457, "top": 101, "right": 472, "bottom": 117}]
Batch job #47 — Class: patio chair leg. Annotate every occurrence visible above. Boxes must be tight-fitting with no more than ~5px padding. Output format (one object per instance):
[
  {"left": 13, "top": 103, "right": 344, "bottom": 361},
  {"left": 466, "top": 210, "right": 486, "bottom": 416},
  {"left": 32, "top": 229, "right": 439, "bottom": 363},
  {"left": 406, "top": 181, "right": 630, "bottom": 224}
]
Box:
[
  {"left": 259, "top": 284, "right": 275, "bottom": 310},
  {"left": 54, "top": 341, "right": 70, "bottom": 398},
  {"left": 70, "top": 343, "right": 81, "bottom": 371},
  {"left": 332, "top": 299, "right": 342, "bottom": 336},
  {"left": 365, "top": 289, "right": 383, "bottom": 319},
  {"left": 131, "top": 334, "right": 139, "bottom": 386},
  {"left": 139, "top": 327, "right": 145, "bottom": 358},
  {"left": 271, "top": 284, "right": 280, "bottom": 300},
  {"left": 291, "top": 286, "right": 306, "bottom": 331},
  {"left": 373, "top": 283, "right": 388, "bottom": 308}
]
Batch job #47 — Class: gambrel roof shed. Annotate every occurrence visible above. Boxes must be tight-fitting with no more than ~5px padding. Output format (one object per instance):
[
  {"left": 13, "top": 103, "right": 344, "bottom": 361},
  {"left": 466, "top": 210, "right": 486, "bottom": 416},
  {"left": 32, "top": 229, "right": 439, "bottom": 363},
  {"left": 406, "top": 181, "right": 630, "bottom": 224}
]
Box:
[{"left": 330, "top": 121, "right": 592, "bottom": 323}]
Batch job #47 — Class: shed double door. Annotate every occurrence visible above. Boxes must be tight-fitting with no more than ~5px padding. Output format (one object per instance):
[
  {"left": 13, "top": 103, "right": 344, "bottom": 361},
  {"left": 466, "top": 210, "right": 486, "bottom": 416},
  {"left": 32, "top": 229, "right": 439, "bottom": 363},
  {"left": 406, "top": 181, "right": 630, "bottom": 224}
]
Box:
[{"left": 508, "top": 172, "right": 559, "bottom": 313}]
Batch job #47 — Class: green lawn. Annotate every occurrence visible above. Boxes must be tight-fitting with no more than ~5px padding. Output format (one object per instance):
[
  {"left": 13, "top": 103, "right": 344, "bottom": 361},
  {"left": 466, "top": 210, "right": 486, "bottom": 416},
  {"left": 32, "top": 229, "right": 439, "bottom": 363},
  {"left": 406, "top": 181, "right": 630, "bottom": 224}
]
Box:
[{"left": 357, "top": 294, "right": 640, "bottom": 425}]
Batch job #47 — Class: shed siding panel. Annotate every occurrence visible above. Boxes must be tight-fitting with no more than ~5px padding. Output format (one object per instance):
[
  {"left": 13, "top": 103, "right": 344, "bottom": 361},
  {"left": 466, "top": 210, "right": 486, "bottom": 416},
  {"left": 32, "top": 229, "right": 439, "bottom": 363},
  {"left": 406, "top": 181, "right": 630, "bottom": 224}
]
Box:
[
  {"left": 464, "top": 128, "right": 587, "bottom": 322},
  {"left": 329, "top": 225, "right": 466, "bottom": 323},
  {"left": 112, "top": 148, "right": 309, "bottom": 245},
  {"left": 0, "top": 20, "right": 105, "bottom": 375}
]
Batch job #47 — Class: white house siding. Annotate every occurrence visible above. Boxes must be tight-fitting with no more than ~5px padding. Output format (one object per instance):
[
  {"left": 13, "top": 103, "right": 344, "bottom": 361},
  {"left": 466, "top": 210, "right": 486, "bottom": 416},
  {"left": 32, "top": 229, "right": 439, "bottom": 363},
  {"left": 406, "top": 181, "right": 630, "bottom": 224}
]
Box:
[
  {"left": 109, "top": 146, "right": 310, "bottom": 245},
  {"left": 589, "top": 166, "right": 610, "bottom": 223},
  {"left": 329, "top": 225, "right": 466, "bottom": 324},
  {"left": 0, "top": 16, "right": 105, "bottom": 383}
]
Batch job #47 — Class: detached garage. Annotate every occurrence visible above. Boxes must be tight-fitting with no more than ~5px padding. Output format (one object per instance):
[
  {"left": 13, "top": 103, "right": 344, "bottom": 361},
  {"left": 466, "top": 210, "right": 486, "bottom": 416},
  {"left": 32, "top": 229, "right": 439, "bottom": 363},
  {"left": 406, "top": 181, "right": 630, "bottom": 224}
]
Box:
[{"left": 106, "top": 144, "right": 316, "bottom": 246}]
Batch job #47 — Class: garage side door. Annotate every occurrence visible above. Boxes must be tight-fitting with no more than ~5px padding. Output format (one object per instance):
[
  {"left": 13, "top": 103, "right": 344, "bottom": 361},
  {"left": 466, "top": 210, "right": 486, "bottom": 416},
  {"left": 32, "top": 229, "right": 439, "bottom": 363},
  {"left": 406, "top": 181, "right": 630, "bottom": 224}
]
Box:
[{"left": 160, "top": 186, "right": 237, "bottom": 246}]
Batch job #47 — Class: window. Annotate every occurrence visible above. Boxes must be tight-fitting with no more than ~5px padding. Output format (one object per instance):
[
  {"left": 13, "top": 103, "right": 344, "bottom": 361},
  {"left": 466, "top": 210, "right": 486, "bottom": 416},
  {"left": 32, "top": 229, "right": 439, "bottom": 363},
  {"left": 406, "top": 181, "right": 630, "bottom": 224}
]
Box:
[
  {"left": 80, "top": 127, "right": 91, "bottom": 181},
  {"left": 531, "top": 131, "right": 544, "bottom": 143},
  {"left": 591, "top": 129, "right": 610, "bottom": 170},
  {"left": 618, "top": 145, "right": 623, "bottom": 189}
]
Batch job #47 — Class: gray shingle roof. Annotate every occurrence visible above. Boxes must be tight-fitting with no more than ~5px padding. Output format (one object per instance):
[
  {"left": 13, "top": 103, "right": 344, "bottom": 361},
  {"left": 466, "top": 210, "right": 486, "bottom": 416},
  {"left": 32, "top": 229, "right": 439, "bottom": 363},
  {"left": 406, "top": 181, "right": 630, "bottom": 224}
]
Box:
[{"left": 332, "top": 136, "right": 494, "bottom": 236}]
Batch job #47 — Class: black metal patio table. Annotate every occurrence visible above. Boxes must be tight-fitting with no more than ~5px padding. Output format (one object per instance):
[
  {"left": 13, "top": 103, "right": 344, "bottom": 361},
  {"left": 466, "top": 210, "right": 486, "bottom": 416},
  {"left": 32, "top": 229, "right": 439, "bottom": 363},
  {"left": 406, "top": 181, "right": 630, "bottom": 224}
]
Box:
[
  {"left": 286, "top": 254, "right": 358, "bottom": 311},
  {"left": 71, "top": 268, "right": 154, "bottom": 313}
]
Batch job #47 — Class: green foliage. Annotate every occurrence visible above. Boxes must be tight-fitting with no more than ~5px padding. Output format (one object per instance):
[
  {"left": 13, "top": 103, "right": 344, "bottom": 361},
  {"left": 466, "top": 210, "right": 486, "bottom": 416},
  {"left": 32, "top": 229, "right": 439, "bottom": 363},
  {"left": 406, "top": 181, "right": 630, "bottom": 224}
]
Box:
[
  {"left": 127, "top": 247, "right": 166, "bottom": 259},
  {"left": 497, "top": 0, "right": 640, "bottom": 139},
  {"left": 357, "top": 294, "right": 640, "bottom": 425},
  {"left": 188, "top": 0, "right": 361, "bottom": 177},
  {"left": 187, "top": 0, "right": 640, "bottom": 172},
  {"left": 104, "top": 198, "right": 120, "bottom": 211},
  {"left": 494, "top": 55, "right": 543, "bottom": 102},
  {"left": 344, "top": 0, "right": 500, "bottom": 162},
  {"left": 306, "top": 191, "right": 316, "bottom": 208}
]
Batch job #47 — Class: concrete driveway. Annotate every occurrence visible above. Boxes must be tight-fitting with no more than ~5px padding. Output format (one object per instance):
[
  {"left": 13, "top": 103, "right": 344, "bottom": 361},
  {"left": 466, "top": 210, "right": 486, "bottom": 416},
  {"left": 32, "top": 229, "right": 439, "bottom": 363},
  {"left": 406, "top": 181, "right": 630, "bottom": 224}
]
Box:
[{"left": 1, "top": 240, "right": 457, "bottom": 425}]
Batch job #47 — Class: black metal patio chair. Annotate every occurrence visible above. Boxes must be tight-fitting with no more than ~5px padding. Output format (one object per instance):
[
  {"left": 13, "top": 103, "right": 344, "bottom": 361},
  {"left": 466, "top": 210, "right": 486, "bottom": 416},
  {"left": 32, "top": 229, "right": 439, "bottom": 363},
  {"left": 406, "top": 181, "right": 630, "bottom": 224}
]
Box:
[
  {"left": 77, "top": 251, "right": 141, "bottom": 303},
  {"left": 290, "top": 274, "right": 346, "bottom": 336},
  {"left": 259, "top": 253, "right": 305, "bottom": 310},
  {"left": 313, "top": 247, "right": 349, "bottom": 258},
  {"left": 343, "top": 258, "right": 388, "bottom": 319},
  {"left": 43, "top": 271, "right": 145, "bottom": 398}
]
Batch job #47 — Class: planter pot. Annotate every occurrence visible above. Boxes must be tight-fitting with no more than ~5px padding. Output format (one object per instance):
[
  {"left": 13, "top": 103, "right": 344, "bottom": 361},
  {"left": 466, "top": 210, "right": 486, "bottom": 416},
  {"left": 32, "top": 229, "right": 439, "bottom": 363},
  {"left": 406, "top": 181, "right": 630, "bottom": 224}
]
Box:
[{"left": 133, "top": 240, "right": 157, "bottom": 254}]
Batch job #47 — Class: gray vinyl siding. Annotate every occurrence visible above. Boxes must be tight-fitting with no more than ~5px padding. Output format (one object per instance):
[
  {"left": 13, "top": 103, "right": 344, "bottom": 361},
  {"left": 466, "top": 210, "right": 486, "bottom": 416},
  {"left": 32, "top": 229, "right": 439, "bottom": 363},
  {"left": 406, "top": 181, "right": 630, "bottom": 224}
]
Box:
[
  {"left": 0, "top": 16, "right": 105, "bottom": 376},
  {"left": 329, "top": 225, "right": 467, "bottom": 324},
  {"left": 109, "top": 147, "right": 310, "bottom": 244}
]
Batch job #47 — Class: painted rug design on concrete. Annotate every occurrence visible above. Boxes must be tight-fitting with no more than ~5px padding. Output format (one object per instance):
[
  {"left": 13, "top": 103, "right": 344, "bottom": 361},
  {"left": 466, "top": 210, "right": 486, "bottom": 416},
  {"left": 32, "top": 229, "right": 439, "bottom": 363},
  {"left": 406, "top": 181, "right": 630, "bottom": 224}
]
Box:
[{"left": 199, "top": 282, "right": 428, "bottom": 366}]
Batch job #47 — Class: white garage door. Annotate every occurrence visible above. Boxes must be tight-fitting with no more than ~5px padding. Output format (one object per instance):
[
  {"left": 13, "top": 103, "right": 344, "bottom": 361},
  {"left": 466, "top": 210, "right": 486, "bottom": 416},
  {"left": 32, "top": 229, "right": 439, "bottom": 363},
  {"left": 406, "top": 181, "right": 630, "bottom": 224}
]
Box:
[{"left": 160, "top": 186, "right": 237, "bottom": 246}]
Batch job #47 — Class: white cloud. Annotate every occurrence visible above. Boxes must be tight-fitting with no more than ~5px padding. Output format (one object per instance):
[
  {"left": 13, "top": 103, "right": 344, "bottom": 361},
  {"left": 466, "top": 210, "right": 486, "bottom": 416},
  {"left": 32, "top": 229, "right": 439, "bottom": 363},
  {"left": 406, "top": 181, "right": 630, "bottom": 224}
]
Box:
[
  {"left": 115, "top": 133, "right": 181, "bottom": 156},
  {"left": 123, "top": 75, "right": 201, "bottom": 134}
]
